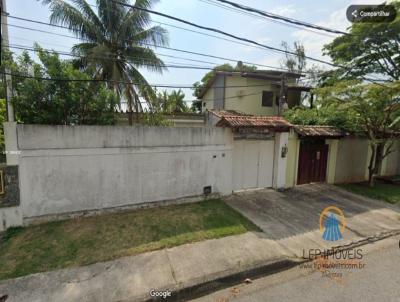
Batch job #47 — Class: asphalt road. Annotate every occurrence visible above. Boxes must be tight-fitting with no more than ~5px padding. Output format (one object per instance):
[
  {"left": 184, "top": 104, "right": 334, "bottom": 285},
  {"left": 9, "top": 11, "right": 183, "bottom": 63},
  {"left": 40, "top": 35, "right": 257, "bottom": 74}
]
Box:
[{"left": 192, "top": 236, "right": 400, "bottom": 302}]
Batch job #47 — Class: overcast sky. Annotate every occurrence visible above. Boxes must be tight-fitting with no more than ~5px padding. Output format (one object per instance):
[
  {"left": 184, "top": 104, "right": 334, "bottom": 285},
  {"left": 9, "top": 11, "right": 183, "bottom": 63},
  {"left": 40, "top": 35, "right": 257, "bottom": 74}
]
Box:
[{"left": 6, "top": 0, "right": 383, "bottom": 101}]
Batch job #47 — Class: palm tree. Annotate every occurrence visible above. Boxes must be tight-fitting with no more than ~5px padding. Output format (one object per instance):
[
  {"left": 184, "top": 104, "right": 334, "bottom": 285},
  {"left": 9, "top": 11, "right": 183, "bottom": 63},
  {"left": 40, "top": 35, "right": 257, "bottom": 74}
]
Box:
[
  {"left": 41, "top": 0, "right": 168, "bottom": 125},
  {"left": 168, "top": 89, "right": 188, "bottom": 113}
]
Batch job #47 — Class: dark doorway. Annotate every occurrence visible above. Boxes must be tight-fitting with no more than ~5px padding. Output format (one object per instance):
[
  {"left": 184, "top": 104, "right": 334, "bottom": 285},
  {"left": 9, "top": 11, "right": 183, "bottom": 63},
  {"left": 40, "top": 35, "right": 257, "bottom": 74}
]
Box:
[{"left": 297, "top": 140, "right": 329, "bottom": 185}]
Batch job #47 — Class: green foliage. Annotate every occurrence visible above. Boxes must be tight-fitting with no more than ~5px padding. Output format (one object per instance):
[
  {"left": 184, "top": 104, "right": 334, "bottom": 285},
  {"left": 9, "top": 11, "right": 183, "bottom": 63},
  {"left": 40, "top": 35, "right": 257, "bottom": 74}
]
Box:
[
  {"left": 314, "top": 80, "right": 400, "bottom": 133},
  {"left": 0, "top": 99, "right": 6, "bottom": 157},
  {"left": 338, "top": 182, "right": 400, "bottom": 204},
  {"left": 193, "top": 62, "right": 257, "bottom": 98},
  {"left": 152, "top": 89, "right": 189, "bottom": 113},
  {"left": 40, "top": 0, "right": 168, "bottom": 124},
  {"left": 286, "top": 81, "right": 400, "bottom": 133},
  {"left": 140, "top": 112, "right": 173, "bottom": 126},
  {"left": 10, "top": 47, "right": 118, "bottom": 125},
  {"left": 323, "top": 1, "right": 400, "bottom": 80},
  {"left": 190, "top": 100, "right": 202, "bottom": 113},
  {"left": 283, "top": 105, "right": 348, "bottom": 129}
]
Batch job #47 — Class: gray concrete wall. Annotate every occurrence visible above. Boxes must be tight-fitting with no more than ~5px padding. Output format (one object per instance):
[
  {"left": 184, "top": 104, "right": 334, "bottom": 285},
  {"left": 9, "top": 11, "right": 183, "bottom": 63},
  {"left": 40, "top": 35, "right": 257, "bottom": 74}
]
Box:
[
  {"left": 382, "top": 140, "right": 400, "bottom": 176},
  {"left": 334, "top": 137, "right": 369, "bottom": 183},
  {"left": 17, "top": 125, "right": 233, "bottom": 218}
]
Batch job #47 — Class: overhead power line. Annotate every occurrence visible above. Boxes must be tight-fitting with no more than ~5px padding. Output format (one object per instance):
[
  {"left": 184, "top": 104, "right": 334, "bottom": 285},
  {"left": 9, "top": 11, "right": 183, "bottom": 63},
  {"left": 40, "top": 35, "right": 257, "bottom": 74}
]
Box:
[
  {"left": 2, "top": 7, "right": 387, "bottom": 85},
  {"left": 3, "top": 19, "right": 311, "bottom": 74},
  {"left": 109, "top": 0, "right": 388, "bottom": 85},
  {"left": 5, "top": 13, "right": 298, "bottom": 56},
  {"left": 4, "top": 44, "right": 231, "bottom": 71},
  {"left": 4, "top": 43, "right": 317, "bottom": 81},
  {"left": 111, "top": 0, "right": 338, "bottom": 67},
  {"left": 198, "top": 0, "right": 337, "bottom": 38},
  {"left": 1, "top": 70, "right": 310, "bottom": 90},
  {"left": 210, "top": 0, "right": 348, "bottom": 35}
]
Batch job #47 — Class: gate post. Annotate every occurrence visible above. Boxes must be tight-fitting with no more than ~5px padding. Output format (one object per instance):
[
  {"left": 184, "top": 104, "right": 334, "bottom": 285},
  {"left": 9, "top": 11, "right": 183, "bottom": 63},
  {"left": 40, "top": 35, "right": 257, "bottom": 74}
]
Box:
[
  {"left": 4, "top": 122, "right": 19, "bottom": 165},
  {"left": 273, "top": 132, "right": 289, "bottom": 189}
]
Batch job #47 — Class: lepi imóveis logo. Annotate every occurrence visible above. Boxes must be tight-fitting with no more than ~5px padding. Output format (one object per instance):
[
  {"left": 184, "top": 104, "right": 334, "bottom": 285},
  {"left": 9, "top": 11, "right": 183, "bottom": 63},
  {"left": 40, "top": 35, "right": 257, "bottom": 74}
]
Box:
[{"left": 319, "top": 206, "right": 346, "bottom": 241}]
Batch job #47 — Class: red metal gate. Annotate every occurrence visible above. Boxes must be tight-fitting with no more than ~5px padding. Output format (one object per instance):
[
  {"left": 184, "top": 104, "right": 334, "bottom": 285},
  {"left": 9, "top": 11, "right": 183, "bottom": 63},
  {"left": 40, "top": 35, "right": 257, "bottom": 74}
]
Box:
[{"left": 297, "top": 141, "right": 329, "bottom": 185}]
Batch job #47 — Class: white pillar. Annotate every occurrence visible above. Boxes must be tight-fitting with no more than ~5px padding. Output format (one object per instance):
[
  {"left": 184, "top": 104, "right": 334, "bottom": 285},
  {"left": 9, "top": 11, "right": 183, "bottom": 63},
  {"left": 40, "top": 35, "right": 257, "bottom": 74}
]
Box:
[
  {"left": 3, "top": 122, "right": 19, "bottom": 165},
  {"left": 273, "top": 132, "right": 289, "bottom": 189},
  {"left": 326, "top": 139, "right": 339, "bottom": 184}
]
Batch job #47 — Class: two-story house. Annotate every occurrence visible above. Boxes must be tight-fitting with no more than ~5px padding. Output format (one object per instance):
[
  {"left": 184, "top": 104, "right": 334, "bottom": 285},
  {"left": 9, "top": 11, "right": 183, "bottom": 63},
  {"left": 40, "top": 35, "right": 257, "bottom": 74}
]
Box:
[
  {"left": 195, "top": 69, "right": 400, "bottom": 190},
  {"left": 198, "top": 70, "right": 311, "bottom": 116}
]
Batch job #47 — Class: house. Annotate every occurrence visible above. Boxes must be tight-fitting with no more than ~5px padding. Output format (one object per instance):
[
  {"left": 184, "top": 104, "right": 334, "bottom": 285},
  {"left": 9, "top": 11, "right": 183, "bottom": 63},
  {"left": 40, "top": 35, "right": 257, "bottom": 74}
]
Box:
[
  {"left": 198, "top": 70, "right": 312, "bottom": 116},
  {"left": 196, "top": 70, "right": 400, "bottom": 190}
]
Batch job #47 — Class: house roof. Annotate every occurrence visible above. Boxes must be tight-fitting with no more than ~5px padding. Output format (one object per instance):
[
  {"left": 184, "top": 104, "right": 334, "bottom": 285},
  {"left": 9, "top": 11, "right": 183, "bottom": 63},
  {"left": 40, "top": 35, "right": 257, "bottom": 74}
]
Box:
[
  {"left": 294, "top": 125, "right": 347, "bottom": 138},
  {"left": 207, "top": 109, "right": 252, "bottom": 118},
  {"left": 216, "top": 115, "right": 292, "bottom": 131},
  {"left": 198, "top": 70, "right": 304, "bottom": 98}
]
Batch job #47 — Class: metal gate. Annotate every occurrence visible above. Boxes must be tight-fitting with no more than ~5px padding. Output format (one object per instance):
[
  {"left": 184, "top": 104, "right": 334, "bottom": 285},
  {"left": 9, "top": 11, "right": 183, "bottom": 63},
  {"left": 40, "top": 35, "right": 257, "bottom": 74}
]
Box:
[
  {"left": 232, "top": 140, "right": 274, "bottom": 191},
  {"left": 297, "top": 141, "right": 328, "bottom": 185}
]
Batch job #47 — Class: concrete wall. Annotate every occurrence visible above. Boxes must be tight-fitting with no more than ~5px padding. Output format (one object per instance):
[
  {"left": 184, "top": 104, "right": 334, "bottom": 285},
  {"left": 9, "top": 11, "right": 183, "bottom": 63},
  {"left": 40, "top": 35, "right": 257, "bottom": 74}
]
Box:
[
  {"left": 0, "top": 206, "right": 22, "bottom": 232},
  {"left": 334, "top": 138, "right": 370, "bottom": 183},
  {"left": 381, "top": 140, "right": 400, "bottom": 176},
  {"left": 334, "top": 138, "right": 400, "bottom": 183},
  {"left": 17, "top": 125, "right": 233, "bottom": 219}
]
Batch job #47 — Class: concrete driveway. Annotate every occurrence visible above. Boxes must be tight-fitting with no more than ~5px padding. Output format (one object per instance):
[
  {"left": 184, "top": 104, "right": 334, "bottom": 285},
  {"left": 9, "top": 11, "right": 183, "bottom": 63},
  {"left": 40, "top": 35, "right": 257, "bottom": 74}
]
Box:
[{"left": 225, "top": 184, "right": 400, "bottom": 257}]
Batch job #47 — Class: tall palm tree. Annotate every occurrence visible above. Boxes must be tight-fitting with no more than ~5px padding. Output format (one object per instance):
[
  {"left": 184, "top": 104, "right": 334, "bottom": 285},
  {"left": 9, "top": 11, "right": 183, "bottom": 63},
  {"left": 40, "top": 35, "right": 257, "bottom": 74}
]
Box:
[
  {"left": 168, "top": 89, "right": 188, "bottom": 113},
  {"left": 41, "top": 0, "right": 168, "bottom": 125}
]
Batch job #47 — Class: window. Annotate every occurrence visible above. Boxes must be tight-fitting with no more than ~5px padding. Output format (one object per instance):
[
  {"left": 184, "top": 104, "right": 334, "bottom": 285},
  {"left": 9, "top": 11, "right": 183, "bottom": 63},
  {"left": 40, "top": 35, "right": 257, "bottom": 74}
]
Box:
[{"left": 262, "top": 91, "right": 273, "bottom": 107}]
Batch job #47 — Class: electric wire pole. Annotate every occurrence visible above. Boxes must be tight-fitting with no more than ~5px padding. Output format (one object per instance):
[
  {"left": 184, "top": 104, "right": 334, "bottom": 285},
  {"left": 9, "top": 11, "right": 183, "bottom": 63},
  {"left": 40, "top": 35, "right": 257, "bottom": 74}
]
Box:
[
  {"left": 278, "top": 73, "right": 287, "bottom": 116},
  {"left": 1, "top": 0, "right": 14, "bottom": 122}
]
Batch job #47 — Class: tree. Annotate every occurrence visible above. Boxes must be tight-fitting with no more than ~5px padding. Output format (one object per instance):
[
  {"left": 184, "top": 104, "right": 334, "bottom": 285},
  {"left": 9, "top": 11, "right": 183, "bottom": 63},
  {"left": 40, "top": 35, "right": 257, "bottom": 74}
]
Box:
[
  {"left": 152, "top": 89, "right": 188, "bottom": 113},
  {"left": 280, "top": 41, "right": 306, "bottom": 76},
  {"left": 323, "top": 2, "right": 400, "bottom": 81},
  {"left": 9, "top": 47, "right": 118, "bottom": 125},
  {"left": 168, "top": 89, "right": 188, "bottom": 113},
  {"left": 314, "top": 81, "right": 400, "bottom": 187},
  {"left": 283, "top": 104, "right": 348, "bottom": 128},
  {"left": 40, "top": 0, "right": 168, "bottom": 125},
  {"left": 193, "top": 62, "right": 257, "bottom": 98}
]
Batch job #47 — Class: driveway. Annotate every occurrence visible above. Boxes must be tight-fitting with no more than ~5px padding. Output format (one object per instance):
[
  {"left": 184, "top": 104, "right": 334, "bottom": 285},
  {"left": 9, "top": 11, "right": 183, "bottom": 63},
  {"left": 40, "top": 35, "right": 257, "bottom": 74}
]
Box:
[{"left": 224, "top": 184, "right": 400, "bottom": 257}]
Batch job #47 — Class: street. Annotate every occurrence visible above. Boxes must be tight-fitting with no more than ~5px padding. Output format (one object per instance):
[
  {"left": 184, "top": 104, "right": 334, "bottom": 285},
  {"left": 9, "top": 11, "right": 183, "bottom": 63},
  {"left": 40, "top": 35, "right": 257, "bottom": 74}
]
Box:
[{"left": 192, "top": 236, "right": 400, "bottom": 302}]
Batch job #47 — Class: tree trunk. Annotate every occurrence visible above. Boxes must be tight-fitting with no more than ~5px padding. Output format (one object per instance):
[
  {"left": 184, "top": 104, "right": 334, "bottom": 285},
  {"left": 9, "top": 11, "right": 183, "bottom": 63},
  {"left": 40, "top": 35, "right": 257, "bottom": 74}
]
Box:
[
  {"left": 125, "top": 86, "right": 133, "bottom": 126},
  {"left": 134, "top": 94, "right": 140, "bottom": 123},
  {"left": 367, "top": 144, "right": 376, "bottom": 187}
]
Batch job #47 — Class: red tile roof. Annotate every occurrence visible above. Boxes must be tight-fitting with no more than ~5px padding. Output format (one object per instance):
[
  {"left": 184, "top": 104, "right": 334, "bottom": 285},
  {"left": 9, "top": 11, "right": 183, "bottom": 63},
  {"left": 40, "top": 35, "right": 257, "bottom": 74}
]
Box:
[
  {"left": 294, "top": 125, "right": 346, "bottom": 137},
  {"left": 216, "top": 115, "right": 292, "bottom": 130}
]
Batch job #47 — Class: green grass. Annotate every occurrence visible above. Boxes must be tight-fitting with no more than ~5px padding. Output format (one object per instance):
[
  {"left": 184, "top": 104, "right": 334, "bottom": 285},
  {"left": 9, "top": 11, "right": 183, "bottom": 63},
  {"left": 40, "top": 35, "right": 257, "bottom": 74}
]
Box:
[
  {"left": 0, "top": 199, "right": 260, "bottom": 280},
  {"left": 338, "top": 182, "right": 400, "bottom": 204}
]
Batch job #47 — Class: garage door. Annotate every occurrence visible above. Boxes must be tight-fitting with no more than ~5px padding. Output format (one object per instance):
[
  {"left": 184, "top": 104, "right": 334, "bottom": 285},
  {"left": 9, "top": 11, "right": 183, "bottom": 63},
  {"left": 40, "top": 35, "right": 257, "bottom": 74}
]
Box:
[{"left": 232, "top": 140, "right": 274, "bottom": 191}]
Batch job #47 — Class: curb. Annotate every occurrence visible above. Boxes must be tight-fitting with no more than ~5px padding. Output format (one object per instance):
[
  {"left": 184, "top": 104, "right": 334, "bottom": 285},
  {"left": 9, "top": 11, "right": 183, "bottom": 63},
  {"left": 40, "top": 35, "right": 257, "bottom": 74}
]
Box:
[
  {"left": 142, "top": 229, "right": 400, "bottom": 302},
  {"left": 143, "top": 259, "right": 300, "bottom": 302}
]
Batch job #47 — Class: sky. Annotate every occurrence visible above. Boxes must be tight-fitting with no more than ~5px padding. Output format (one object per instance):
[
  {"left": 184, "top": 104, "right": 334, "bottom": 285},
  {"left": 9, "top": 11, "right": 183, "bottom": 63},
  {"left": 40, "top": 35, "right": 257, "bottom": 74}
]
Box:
[{"left": 5, "top": 0, "right": 383, "bottom": 102}]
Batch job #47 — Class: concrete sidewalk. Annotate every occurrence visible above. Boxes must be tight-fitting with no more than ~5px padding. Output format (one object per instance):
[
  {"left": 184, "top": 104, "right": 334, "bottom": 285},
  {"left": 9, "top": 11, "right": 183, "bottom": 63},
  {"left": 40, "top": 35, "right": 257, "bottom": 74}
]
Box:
[
  {"left": 1, "top": 184, "right": 400, "bottom": 302},
  {"left": 1, "top": 228, "right": 399, "bottom": 302},
  {"left": 0, "top": 232, "right": 295, "bottom": 302}
]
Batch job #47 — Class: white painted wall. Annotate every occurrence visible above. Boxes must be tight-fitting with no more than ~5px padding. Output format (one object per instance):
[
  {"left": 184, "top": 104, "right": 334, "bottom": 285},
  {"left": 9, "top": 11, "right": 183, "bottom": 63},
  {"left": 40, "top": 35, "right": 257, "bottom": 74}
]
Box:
[
  {"left": 0, "top": 206, "right": 22, "bottom": 232},
  {"left": 17, "top": 125, "right": 233, "bottom": 218}
]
